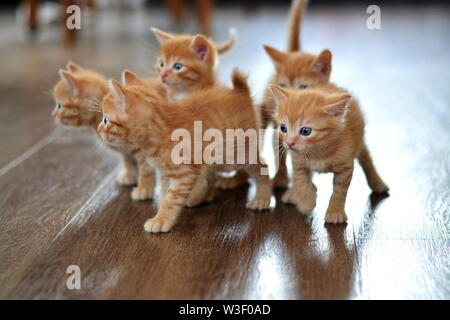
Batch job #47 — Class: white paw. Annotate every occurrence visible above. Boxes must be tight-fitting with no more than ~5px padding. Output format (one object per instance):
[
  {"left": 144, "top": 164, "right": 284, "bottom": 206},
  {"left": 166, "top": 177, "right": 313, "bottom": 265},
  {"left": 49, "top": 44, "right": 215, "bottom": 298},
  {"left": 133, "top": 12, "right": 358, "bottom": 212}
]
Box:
[
  {"left": 143, "top": 217, "right": 173, "bottom": 233},
  {"left": 116, "top": 169, "right": 136, "bottom": 186},
  {"left": 246, "top": 198, "right": 271, "bottom": 210},
  {"left": 131, "top": 186, "right": 154, "bottom": 200}
]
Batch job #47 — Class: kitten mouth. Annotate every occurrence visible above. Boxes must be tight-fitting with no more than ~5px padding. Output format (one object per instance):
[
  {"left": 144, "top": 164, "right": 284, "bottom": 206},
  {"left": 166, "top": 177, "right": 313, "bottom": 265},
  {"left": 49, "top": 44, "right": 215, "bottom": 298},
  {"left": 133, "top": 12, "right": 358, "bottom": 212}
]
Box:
[{"left": 161, "top": 77, "right": 170, "bottom": 86}]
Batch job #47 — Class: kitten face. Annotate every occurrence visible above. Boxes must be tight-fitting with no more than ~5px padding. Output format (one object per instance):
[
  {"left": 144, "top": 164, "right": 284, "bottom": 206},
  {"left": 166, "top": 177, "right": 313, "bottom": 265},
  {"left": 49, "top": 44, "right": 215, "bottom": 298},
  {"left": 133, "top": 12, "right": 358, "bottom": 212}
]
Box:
[
  {"left": 152, "top": 28, "right": 217, "bottom": 93},
  {"left": 264, "top": 45, "right": 332, "bottom": 89},
  {"left": 52, "top": 65, "right": 106, "bottom": 127},
  {"left": 98, "top": 79, "right": 154, "bottom": 152},
  {"left": 270, "top": 85, "right": 350, "bottom": 153}
]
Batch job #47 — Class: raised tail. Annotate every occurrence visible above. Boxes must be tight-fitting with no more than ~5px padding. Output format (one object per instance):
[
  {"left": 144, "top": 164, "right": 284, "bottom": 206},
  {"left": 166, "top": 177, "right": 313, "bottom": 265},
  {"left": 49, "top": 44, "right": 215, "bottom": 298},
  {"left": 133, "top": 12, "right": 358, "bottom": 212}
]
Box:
[
  {"left": 216, "top": 28, "right": 237, "bottom": 54},
  {"left": 287, "top": 0, "right": 309, "bottom": 52},
  {"left": 231, "top": 69, "right": 250, "bottom": 94},
  {"left": 358, "top": 143, "right": 389, "bottom": 193}
]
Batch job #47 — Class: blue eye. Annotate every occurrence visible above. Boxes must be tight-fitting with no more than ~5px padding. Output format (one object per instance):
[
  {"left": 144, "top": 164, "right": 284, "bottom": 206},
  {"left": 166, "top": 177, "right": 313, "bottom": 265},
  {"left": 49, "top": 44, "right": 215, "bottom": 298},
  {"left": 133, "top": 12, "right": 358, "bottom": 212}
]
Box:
[
  {"left": 299, "top": 84, "right": 308, "bottom": 89},
  {"left": 173, "top": 63, "right": 183, "bottom": 70},
  {"left": 57, "top": 103, "right": 62, "bottom": 109},
  {"left": 300, "top": 127, "right": 312, "bottom": 136},
  {"left": 160, "top": 60, "right": 164, "bottom": 68},
  {"left": 280, "top": 124, "right": 287, "bottom": 133},
  {"left": 279, "top": 83, "right": 287, "bottom": 88},
  {"left": 104, "top": 117, "right": 109, "bottom": 125}
]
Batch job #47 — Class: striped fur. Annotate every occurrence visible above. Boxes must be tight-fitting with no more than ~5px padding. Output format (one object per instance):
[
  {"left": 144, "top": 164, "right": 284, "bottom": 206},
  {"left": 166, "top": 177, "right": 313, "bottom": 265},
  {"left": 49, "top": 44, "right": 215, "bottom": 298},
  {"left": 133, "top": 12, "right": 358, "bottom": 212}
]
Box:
[
  {"left": 52, "top": 62, "right": 166, "bottom": 199},
  {"left": 151, "top": 27, "right": 236, "bottom": 100},
  {"left": 270, "top": 83, "right": 389, "bottom": 224},
  {"left": 98, "top": 70, "right": 272, "bottom": 233}
]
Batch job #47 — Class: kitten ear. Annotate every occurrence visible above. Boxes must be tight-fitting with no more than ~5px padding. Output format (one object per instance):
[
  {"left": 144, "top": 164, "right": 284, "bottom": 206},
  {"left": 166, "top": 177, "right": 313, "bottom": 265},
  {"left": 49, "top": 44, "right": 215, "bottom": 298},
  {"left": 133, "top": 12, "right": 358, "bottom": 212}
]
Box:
[
  {"left": 311, "top": 49, "right": 332, "bottom": 77},
  {"left": 122, "top": 70, "right": 144, "bottom": 86},
  {"left": 269, "top": 84, "right": 289, "bottom": 105},
  {"left": 191, "top": 35, "right": 211, "bottom": 62},
  {"left": 66, "top": 61, "right": 83, "bottom": 73},
  {"left": 109, "top": 79, "right": 134, "bottom": 112},
  {"left": 263, "top": 45, "right": 286, "bottom": 65},
  {"left": 59, "top": 69, "right": 80, "bottom": 96},
  {"left": 323, "top": 93, "right": 352, "bottom": 118},
  {"left": 151, "top": 27, "right": 173, "bottom": 44}
]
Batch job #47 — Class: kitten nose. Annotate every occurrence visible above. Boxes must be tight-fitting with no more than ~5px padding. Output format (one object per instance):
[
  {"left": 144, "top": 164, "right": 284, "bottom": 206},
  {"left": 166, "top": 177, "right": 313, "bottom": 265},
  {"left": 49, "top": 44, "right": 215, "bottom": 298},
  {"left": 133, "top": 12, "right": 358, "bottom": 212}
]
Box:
[{"left": 287, "top": 140, "right": 296, "bottom": 148}]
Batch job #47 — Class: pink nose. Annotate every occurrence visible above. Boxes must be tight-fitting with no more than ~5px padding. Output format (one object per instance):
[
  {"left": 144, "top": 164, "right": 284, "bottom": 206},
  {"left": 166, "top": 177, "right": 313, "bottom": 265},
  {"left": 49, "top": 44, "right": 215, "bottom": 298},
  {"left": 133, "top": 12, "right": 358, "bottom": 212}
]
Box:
[{"left": 287, "top": 140, "right": 295, "bottom": 148}]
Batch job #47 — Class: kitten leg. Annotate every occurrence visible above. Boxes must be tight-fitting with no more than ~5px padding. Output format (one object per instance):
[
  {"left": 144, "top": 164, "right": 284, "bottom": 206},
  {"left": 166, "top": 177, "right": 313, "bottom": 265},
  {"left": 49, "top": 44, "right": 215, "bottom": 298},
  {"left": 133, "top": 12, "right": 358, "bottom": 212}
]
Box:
[
  {"left": 160, "top": 175, "right": 169, "bottom": 200},
  {"left": 144, "top": 170, "right": 198, "bottom": 233},
  {"left": 325, "top": 165, "right": 354, "bottom": 224},
  {"left": 282, "top": 167, "right": 316, "bottom": 214},
  {"left": 273, "top": 132, "right": 289, "bottom": 188},
  {"left": 215, "top": 170, "right": 249, "bottom": 190},
  {"left": 358, "top": 143, "right": 389, "bottom": 193},
  {"left": 186, "top": 168, "right": 216, "bottom": 207},
  {"left": 131, "top": 157, "right": 156, "bottom": 201},
  {"left": 245, "top": 163, "right": 272, "bottom": 210},
  {"left": 116, "top": 153, "right": 137, "bottom": 186}
]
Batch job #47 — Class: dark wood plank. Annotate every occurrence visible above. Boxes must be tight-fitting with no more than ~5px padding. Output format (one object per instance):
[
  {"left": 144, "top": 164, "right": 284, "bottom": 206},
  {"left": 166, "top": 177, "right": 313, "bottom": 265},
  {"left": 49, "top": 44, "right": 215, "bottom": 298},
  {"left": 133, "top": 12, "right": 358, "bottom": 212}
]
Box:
[{"left": 0, "top": 129, "right": 119, "bottom": 297}]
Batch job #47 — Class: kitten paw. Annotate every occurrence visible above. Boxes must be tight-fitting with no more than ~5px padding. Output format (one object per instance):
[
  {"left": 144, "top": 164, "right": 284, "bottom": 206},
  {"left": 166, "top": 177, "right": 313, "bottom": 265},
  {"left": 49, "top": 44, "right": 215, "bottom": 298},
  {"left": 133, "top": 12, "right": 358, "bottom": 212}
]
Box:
[
  {"left": 144, "top": 217, "right": 174, "bottom": 233},
  {"left": 216, "top": 172, "right": 248, "bottom": 190},
  {"left": 131, "top": 186, "right": 154, "bottom": 200},
  {"left": 246, "top": 198, "right": 271, "bottom": 210},
  {"left": 282, "top": 187, "right": 316, "bottom": 214},
  {"left": 273, "top": 171, "right": 289, "bottom": 189},
  {"left": 325, "top": 211, "right": 348, "bottom": 224},
  {"left": 116, "top": 169, "right": 137, "bottom": 186},
  {"left": 281, "top": 188, "right": 298, "bottom": 205},
  {"left": 371, "top": 181, "right": 389, "bottom": 194},
  {"left": 185, "top": 179, "right": 215, "bottom": 207}
]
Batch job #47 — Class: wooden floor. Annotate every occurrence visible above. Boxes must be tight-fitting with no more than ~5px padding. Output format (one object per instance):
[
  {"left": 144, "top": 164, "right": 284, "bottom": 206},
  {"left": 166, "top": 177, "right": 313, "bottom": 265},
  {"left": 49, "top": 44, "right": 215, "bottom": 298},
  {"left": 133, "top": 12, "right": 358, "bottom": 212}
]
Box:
[{"left": 0, "top": 4, "right": 449, "bottom": 299}]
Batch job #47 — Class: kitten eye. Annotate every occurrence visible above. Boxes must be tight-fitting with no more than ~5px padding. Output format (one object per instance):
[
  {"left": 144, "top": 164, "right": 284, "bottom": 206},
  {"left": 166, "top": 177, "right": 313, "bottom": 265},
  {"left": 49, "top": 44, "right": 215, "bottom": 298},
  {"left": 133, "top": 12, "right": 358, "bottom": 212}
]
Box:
[
  {"left": 300, "top": 127, "right": 312, "bottom": 136},
  {"left": 57, "top": 103, "right": 62, "bottom": 110},
  {"left": 280, "top": 123, "right": 288, "bottom": 133},
  {"left": 103, "top": 117, "right": 109, "bottom": 125},
  {"left": 160, "top": 60, "right": 164, "bottom": 68},
  {"left": 173, "top": 63, "right": 183, "bottom": 71},
  {"left": 299, "top": 84, "right": 308, "bottom": 89},
  {"left": 279, "top": 83, "right": 287, "bottom": 88}
]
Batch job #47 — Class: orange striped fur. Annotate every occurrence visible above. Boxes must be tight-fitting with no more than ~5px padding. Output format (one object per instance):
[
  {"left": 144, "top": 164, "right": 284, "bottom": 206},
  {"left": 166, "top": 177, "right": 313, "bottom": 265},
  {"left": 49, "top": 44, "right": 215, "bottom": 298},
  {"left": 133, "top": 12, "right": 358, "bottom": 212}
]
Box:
[
  {"left": 261, "top": 0, "right": 333, "bottom": 189},
  {"left": 52, "top": 62, "right": 166, "bottom": 199},
  {"left": 151, "top": 27, "right": 236, "bottom": 100},
  {"left": 270, "top": 83, "right": 389, "bottom": 223},
  {"left": 98, "top": 69, "right": 272, "bottom": 233}
]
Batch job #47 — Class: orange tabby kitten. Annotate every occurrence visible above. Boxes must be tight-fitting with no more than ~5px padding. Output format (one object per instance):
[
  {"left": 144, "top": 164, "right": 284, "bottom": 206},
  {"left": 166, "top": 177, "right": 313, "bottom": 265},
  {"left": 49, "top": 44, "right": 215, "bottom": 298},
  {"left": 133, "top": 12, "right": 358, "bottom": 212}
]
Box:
[
  {"left": 52, "top": 62, "right": 164, "bottom": 200},
  {"left": 98, "top": 69, "right": 272, "bottom": 233},
  {"left": 218, "top": 0, "right": 329, "bottom": 190},
  {"left": 270, "top": 83, "right": 389, "bottom": 223},
  {"left": 151, "top": 27, "right": 236, "bottom": 100}
]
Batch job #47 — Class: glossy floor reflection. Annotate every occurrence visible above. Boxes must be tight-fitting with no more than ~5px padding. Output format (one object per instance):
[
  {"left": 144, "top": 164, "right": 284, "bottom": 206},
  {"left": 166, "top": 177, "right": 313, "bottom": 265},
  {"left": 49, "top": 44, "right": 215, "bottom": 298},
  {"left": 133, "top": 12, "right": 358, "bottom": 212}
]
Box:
[{"left": 0, "top": 4, "right": 449, "bottom": 299}]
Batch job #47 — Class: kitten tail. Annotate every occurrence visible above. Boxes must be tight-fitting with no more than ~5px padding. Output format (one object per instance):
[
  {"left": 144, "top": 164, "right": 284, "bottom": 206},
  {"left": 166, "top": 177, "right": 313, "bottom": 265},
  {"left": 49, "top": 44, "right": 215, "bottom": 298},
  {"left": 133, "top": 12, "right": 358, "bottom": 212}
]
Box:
[
  {"left": 231, "top": 69, "right": 250, "bottom": 94},
  {"left": 216, "top": 28, "right": 237, "bottom": 54},
  {"left": 358, "top": 143, "right": 389, "bottom": 193},
  {"left": 287, "top": 0, "right": 308, "bottom": 52}
]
